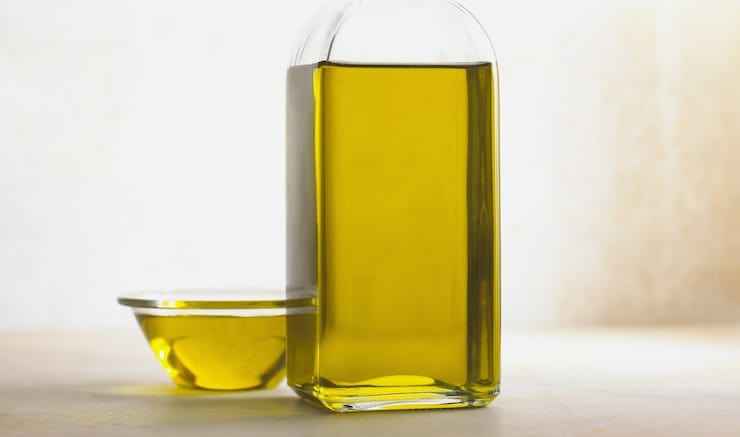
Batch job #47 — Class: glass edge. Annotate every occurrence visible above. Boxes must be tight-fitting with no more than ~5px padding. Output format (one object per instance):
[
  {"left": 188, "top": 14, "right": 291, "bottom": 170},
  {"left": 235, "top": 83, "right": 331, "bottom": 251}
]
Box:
[{"left": 117, "top": 296, "right": 315, "bottom": 310}]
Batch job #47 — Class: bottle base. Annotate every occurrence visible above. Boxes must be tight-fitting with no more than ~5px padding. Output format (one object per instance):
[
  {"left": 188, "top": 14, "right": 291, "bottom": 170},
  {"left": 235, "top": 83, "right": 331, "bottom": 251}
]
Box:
[{"left": 289, "top": 382, "right": 499, "bottom": 412}]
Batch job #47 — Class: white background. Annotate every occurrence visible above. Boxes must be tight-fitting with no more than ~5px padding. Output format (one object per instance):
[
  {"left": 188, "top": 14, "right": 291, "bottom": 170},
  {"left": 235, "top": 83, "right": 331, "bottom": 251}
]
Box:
[{"left": 1, "top": 0, "right": 739, "bottom": 329}]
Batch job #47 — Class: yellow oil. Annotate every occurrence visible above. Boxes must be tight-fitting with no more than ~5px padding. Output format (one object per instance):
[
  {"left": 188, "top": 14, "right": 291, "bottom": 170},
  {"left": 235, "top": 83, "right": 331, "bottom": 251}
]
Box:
[
  {"left": 135, "top": 314, "right": 286, "bottom": 390},
  {"left": 286, "top": 62, "right": 500, "bottom": 411}
]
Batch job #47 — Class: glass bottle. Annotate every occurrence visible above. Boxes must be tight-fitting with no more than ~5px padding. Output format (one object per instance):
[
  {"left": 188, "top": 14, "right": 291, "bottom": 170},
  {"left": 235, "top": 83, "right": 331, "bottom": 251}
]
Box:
[{"left": 286, "top": 0, "right": 500, "bottom": 412}]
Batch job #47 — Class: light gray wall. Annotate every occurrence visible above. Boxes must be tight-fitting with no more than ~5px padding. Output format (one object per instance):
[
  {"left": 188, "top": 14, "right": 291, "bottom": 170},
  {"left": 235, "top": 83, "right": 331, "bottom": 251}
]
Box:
[{"left": 1, "top": 0, "right": 738, "bottom": 328}]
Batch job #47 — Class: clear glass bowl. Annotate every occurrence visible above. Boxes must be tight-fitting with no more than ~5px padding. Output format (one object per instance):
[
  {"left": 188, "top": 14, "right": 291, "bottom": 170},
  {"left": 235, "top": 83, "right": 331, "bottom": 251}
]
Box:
[{"left": 118, "top": 290, "right": 313, "bottom": 391}]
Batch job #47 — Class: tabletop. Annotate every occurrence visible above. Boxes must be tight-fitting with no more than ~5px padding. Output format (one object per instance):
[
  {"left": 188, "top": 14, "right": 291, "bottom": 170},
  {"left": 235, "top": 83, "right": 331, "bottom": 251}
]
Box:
[{"left": 1, "top": 325, "right": 738, "bottom": 436}]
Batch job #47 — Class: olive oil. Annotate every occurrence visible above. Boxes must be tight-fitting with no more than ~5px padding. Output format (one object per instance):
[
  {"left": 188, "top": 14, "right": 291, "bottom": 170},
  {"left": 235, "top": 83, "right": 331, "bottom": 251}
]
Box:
[
  {"left": 286, "top": 62, "right": 500, "bottom": 411},
  {"left": 135, "top": 314, "right": 286, "bottom": 390}
]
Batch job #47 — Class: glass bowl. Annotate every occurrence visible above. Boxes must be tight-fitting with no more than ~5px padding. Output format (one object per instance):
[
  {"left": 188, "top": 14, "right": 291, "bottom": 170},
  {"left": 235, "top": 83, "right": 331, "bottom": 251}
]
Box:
[{"left": 118, "top": 290, "right": 312, "bottom": 391}]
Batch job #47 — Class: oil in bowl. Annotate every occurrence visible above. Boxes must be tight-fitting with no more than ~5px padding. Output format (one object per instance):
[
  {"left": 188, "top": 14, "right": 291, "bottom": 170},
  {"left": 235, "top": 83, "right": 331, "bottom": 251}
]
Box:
[
  {"left": 135, "top": 313, "right": 285, "bottom": 391},
  {"left": 118, "top": 291, "right": 310, "bottom": 391}
]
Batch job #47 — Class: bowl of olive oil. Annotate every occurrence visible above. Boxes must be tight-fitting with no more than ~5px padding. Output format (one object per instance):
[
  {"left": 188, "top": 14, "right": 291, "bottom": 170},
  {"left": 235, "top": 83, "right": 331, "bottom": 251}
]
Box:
[{"left": 118, "top": 290, "right": 311, "bottom": 391}]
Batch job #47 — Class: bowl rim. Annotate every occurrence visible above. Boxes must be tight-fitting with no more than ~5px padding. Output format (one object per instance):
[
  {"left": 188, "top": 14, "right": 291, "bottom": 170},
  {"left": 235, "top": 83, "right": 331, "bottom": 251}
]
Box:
[{"left": 117, "top": 289, "right": 313, "bottom": 310}]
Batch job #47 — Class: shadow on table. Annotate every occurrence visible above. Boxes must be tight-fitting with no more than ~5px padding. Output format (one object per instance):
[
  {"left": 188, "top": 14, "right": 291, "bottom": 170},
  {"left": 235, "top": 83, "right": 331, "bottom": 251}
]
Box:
[
  {"left": 99, "top": 383, "right": 321, "bottom": 419},
  {"left": 7, "top": 382, "right": 498, "bottom": 434}
]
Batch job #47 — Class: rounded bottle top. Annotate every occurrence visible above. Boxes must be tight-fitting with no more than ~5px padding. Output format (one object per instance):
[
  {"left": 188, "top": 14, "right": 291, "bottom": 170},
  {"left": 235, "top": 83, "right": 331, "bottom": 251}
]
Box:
[{"left": 291, "top": 0, "right": 497, "bottom": 66}]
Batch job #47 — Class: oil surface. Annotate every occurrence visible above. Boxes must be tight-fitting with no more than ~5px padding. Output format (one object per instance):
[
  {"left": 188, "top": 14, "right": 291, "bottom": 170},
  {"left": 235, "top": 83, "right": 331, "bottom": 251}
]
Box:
[
  {"left": 286, "top": 62, "right": 500, "bottom": 411},
  {"left": 136, "top": 314, "right": 286, "bottom": 390}
]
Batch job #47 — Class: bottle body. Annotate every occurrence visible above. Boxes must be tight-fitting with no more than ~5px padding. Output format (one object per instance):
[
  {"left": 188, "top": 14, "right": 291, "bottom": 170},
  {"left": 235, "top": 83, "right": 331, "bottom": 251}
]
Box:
[{"left": 286, "top": 60, "right": 500, "bottom": 411}]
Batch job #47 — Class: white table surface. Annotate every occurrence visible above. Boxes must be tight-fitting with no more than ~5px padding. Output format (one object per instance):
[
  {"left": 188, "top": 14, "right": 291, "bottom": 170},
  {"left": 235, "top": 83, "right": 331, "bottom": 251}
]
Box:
[{"left": 1, "top": 325, "right": 738, "bottom": 436}]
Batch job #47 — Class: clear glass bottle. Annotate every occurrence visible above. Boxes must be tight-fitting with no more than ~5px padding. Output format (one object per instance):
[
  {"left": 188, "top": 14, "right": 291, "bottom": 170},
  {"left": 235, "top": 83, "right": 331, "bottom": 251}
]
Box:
[{"left": 286, "top": 0, "right": 500, "bottom": 412}]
